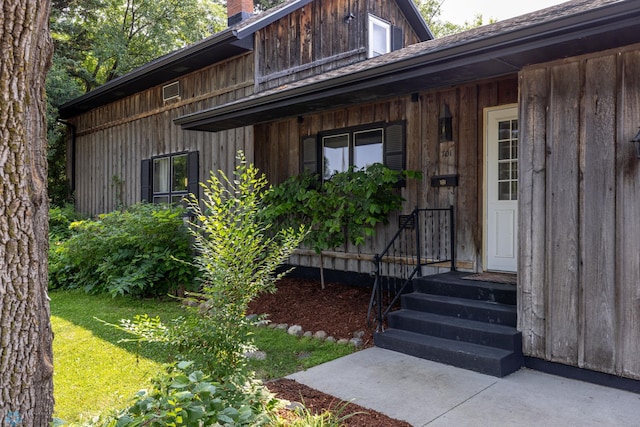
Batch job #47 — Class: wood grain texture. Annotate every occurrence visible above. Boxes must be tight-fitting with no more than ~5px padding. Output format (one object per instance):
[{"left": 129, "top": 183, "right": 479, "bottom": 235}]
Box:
[
  {"left": 580, "top": 54, "right": 617, "bottom": 372},
  {"left": 546, "top": 61, "right": 581, "bottom": 364},
  {"left": 518, "top": 67, "right": 549, "bottom": 359},
  {"left": 616, "top": 50, "right": 640, "bottom": 379}
]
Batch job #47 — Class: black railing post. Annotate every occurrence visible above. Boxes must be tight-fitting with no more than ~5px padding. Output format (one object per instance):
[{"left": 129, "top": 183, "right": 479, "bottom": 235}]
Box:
[
  {"left": 414, "top": 207, "right": 422, "bottom": 277},
  {"left": 374, "top": 254, "right": 383, "bottom": 332},
  {"left": 449, "top": 205, "right": 456, "bottom": 271}
]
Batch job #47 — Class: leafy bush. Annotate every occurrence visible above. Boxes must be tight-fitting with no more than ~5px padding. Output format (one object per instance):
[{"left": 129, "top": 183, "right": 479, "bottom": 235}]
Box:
[
  {"left": 91, "top": 361, "right": 281, "bottom": 427},
  {"left": 262, "top": 164, "right": 421, "bottom": 287},
  {"left": 263, "top": 164, "right": 420, "bottom": 251},
  {"left": 113, "top": 152, "right": 306, "bottom": 378},
  {"left": 49, "top": 203, "right": 198, "bottom": 297},
  {"left": 49, "top": 203, "right": 85, "bottom": 241}
]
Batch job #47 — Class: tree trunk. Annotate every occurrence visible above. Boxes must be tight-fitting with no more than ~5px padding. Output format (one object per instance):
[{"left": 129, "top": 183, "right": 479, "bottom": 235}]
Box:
[{"left": 0, "top": 2, "right": 54, "bottom": 426}]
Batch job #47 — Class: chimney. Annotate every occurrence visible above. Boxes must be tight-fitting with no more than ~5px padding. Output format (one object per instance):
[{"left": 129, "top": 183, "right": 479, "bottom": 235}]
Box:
[{"left": 227, "top": 0, "right": 254, "bottom": 26}]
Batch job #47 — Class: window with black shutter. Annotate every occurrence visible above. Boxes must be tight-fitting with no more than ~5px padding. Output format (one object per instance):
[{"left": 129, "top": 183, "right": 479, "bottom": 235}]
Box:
[
  {"left": 301, "top": 121, "right": 406, "bottom": 179},
  {"left": 141, "top": 151, "right": 199, "bottom": 204}
]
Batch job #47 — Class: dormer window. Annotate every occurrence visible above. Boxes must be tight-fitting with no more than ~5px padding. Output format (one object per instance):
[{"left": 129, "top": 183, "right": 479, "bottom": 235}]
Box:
[{"left": 368, "top": 14, "right": 391, "bottom": 58}]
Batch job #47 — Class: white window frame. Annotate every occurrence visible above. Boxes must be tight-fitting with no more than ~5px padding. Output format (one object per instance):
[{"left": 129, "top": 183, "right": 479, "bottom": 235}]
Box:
[{"left": 368, "top": 14, "right": 391, "bottom": 58}]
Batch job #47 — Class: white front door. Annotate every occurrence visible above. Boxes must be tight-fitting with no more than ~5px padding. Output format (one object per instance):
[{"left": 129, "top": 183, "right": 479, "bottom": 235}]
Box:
[{"left": 485, "top": 106, "right": 518, "bottom": 272}]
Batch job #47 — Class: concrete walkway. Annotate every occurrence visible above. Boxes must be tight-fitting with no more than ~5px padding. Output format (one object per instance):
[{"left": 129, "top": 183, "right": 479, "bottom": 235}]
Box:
[{"left": 287, "top": 347, "right": 640, "bottom": 426}]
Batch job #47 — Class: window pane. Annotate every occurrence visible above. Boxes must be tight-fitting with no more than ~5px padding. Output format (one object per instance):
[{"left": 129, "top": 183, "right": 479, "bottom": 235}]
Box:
[
  {"left": 354, "top": 129, "right": 383, "bottom": 169},
  {"left": 511, "top": 161, "right": 518, "bottom": 180},
  {"left": 369, "top": 15, "right": 390, "bottom": 57},
  {"left": 153, "top": 195, "right": 169, "bottom": 204},
  {"left": 172, "top": 154, "right": 188, "bottom": 192},
  {"left": 499, "top": 141, "right": 510, "bottom": 160},
  {"left": 511, "top": 181, "right": 518, "bottom": 201},
  {"left": 499, "top": 182, "right": 511, "bottom": 201},
  {"left": 172, "top": 194, "right": 188, "bottom": 206},
  {"left": 499, "top": 121, "right": 511, "bottom": 140},
  {"left": 153, "top": 158, "right": 169, "bottom": 193},
  {"left": 498, "top": 162, "right": 510, "bottom": 180},
  {"left": 323, "top": 134, "right": 349, "bottom": 179}
]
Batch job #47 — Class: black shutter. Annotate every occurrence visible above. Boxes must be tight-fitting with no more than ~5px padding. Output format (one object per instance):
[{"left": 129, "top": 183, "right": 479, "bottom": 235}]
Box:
[
  {"left": 187, "top": 151, "right": 199, "bottom": 199},
  {"left": 141, "top": 159, "right": 152, "bottom": 202},
  {"left": 392, "top": 26, "right": 404, "bottom": 51},
  {"left": 301, "top": 135, "right": 318, "bottom": 174},
  {"left": 384, "top": 122, "right": 405, "bottom": 171}
]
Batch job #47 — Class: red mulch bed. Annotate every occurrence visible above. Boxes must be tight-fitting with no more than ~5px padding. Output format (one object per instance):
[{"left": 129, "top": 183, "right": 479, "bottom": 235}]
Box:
[{"left": 248, "top": 277, "right": 410, "bottom": 427}]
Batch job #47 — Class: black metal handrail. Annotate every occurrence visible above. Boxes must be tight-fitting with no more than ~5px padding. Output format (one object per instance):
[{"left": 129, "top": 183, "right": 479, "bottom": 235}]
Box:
[{"left": 367, "top": 206, "right": 455, "bottom": 332}]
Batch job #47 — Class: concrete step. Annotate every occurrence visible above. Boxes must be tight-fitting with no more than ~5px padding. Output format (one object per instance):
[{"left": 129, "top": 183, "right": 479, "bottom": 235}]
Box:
[
  {"left": 387, "top": 309, "right": 522, "bottom": 351},
  {"left": 401, "top": 292, "right": 517, "bottom": 326},
  {"left": 374, "top": 328, "right": 523, "bottom": 377},
  {"left": 412, "top": 272, "right": 516, "bottom": 305}
]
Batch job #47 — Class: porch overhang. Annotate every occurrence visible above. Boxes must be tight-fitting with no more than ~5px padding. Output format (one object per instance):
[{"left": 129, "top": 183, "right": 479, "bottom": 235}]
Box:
[{"left": 175, "top": 0, "right": 640, "bottom": 132}]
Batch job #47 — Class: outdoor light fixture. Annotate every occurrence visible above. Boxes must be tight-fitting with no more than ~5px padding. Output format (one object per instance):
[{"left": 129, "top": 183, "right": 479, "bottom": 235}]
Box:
[
  {"left": 631, "top": 127, "right": 640, "bottom": 158},
  {"left": 439, "top": 103, "right": 453, "bottom": 142}
]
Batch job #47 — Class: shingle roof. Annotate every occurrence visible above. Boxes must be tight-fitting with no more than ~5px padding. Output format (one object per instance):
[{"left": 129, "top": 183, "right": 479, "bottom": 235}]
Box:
[
  {"left": 175, "top": 0, "right": 640, "bottom": 132},
  {"left": 59, "top": 0, "right": 431, "bottom": 119}
]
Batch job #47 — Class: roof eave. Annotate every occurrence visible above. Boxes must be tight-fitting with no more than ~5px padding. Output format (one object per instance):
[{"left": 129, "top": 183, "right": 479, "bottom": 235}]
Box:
[{"left": 175, "top": 1, "right": 640, "bottom": 132}]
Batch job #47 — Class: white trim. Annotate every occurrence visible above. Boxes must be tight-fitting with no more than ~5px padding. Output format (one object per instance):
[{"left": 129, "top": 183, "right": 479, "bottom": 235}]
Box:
[
  {"left": 368, "top": 14, "right": 391, "bottom": 58},
  {"left": 483, "top": 104, "right": 519, "bottom": 273}
]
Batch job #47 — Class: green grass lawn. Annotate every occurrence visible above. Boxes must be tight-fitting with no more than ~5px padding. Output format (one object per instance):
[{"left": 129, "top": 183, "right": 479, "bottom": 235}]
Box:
[{"left": 51, "top": 290, "right": 355, "bottom": 424}]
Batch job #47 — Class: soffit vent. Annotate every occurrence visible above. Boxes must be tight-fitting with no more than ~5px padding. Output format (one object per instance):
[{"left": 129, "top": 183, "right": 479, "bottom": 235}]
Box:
[{"left": 163, "top": 81, "right": 180, "bottom": 102}]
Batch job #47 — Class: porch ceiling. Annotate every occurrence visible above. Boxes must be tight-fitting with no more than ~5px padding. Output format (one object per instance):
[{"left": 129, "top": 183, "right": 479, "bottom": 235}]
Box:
[{"left": 175, "top": 0, "right": 640, "bottom": 132}]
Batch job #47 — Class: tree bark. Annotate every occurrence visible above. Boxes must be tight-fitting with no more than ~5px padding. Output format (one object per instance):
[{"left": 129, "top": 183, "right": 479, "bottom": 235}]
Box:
[{"left": 0, "top": 1, "right": 54, "bottom": 426}]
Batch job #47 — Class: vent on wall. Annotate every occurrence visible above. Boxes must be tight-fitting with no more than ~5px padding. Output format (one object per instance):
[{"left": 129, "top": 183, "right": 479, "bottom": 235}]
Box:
[{"left": 162, "top": 81, "right": 180, "bottom": 102}]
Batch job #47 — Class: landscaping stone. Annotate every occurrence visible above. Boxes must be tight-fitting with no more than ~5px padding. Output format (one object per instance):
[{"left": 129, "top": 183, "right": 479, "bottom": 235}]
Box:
[
  {"left": 337, "top": 338, "right": 349, "bottom": 345},
  {"left": 303, "top": 331, "right": 313, "bottom": 338},
  {"left": 288, "top": 325, "right": 303, "bottom": 336},
  {"left": 267, "top": 322, "right": 278, "bottom": 329},
  {"left": 255, "top": 319, "right": 270, "bottom": 327},
  {"left": 275, "top": 323, "right": 288, "bottom": 331},
  {"left": 349, "top": 338, "right": 364, "bottom": 348},
  {"left": 325, "top": 336, "right": 336, "bottom": 343},
  {"left": 353, "top": 330, "right": 365, "bottom": 339},
  {"left": 313, "top": 330, "right": 327, "bottom": 340}
]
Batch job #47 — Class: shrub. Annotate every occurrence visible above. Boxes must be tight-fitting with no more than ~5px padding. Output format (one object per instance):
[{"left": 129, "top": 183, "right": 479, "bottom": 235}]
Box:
[
  {"left": 262, "top": 164, "right": 421, "bottom": 287},
  {"left": 112, "top": 152, "right": 306, "bottom": 378},
  {"left": 90, "top": 361, "right": 281, "bottom": 427},
  {"left": 49, "top": 203, "right": 85, "bottom": 241},
  {"left": 49, "top": 203, "right": 198, "bottom": 297}
]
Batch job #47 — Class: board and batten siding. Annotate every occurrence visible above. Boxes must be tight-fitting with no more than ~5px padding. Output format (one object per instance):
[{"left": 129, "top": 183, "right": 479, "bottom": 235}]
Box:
[
  {"left": 254, "top": 76, "right": 518, "bottom": 276},
  {"left": 70, "top": 53, "right": 255, "bottom": 216},
  {"left": 518, "top": 46, "right": 640, "bottom": 380},
  {"left": 255, "top": 0, "right": 420, "bottom": 91}
]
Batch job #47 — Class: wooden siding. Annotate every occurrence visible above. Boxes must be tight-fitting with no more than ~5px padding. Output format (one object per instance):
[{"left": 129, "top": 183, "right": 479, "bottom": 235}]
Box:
[
  {"left": 70, "top": 53, "right": 255, "bottom": 215},
  {"left": 255, "top": 0, "right": 420, "bottom": 90},
  {"left": 254, "top": 77, "right": 518, "bottom": 275},
  {"left": 518, "top": 45, "right": 640, "bottom": 380}
]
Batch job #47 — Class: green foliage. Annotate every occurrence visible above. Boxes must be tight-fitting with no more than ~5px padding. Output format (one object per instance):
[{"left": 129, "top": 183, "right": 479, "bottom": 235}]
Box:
[
  {"left": 413, "top": 0, "right": 494, "bottom": 38},
  {"left": 49, "top": 203, "right": 198, "bottom": 297},
  {"left": 246, "top": 327, "right": 354, "bottom": 380},
  {"left": 51, "top": 291, "right": 353, "bottom": 424},
  {"left": 49, "top": 204, "right": 86, "bottom": 241},
  {"left": 112, "top": 153, "right": 306, "bottom": 378},
  {"left": 263, "top": 164, "right": 421, "bottom": 253},
  {"left": 50, "top": 0, "right": 227, "bottom": 92},
  {"left": 93, "top": 361, "right": 280, "bottom": 427},
  {"left": 271, "top": 399, "right": 362, "bottom": 427}
]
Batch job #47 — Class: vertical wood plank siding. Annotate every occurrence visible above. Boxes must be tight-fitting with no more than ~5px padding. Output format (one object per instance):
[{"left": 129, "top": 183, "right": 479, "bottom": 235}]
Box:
[
  {"left": 519, "top": 46, "right": 640, "bottom": 380},
  {"left": 71, "top": 53, "right": 255, "bottom": 215},
  {"left": 256, "top": 0, "right": 419, "bottom": 90},
  {"left": 254, "top": 77, "right": 518, "bottom": 276}
]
